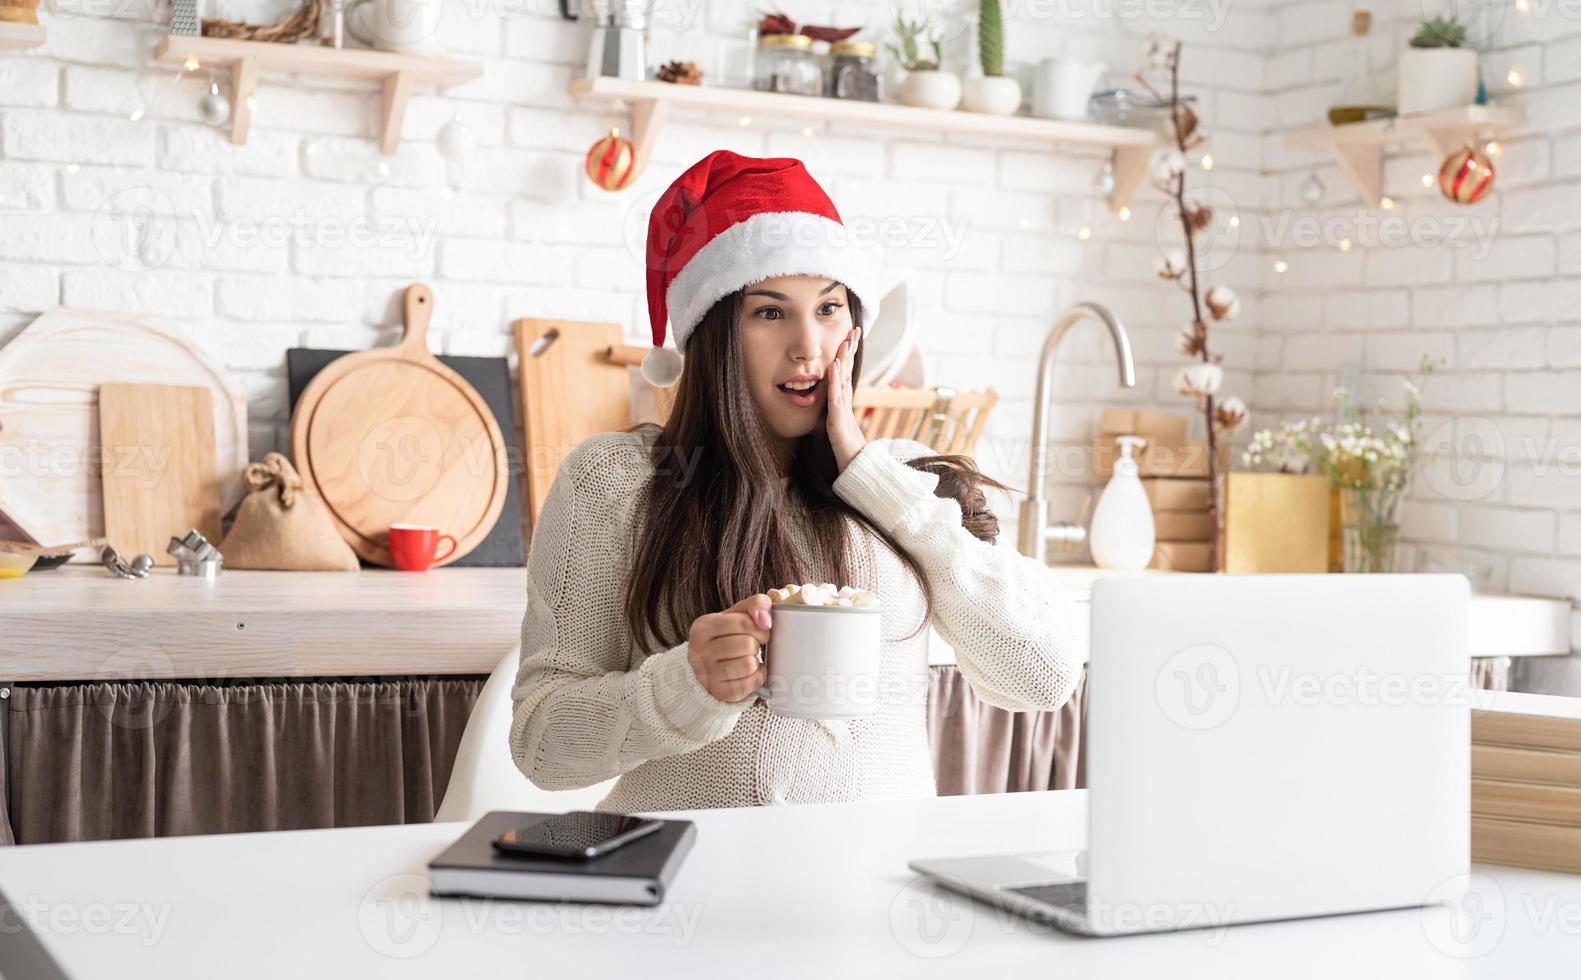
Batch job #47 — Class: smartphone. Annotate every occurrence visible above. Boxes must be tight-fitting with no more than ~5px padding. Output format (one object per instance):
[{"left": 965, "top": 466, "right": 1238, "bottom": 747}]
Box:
[{"left": 492, "top": 811, "right": 664, "bottom": 860}]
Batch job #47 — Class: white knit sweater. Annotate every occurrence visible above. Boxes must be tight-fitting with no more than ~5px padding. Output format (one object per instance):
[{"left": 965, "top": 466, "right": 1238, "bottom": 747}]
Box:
[{"left": 509, "top": 426, "right": 1081, "bottom": 812}]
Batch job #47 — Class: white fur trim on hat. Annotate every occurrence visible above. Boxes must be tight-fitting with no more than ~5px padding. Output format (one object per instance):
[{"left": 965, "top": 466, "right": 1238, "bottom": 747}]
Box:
[{"left": 664, "top": 210, "right": 881, "bottom": 349}]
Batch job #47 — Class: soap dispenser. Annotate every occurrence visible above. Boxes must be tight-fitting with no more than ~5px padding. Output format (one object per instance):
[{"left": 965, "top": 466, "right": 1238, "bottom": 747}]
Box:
[{"left": 1089, "top": 435, "right": 1155, "bottom": 571}]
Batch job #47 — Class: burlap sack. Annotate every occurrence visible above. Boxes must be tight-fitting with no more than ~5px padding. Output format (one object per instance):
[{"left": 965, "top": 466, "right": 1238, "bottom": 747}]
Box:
[{"left": 220, "top": 453, "right": 360, "bottom": 571}]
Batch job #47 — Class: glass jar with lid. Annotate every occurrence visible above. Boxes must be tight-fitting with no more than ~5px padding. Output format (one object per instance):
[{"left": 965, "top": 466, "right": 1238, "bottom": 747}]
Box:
[
  {"left": 824, "top": 41, "right": 881, "bottom": 101},
  {"left": 754, "top": 33, "right": 822, "bottom": 96}
]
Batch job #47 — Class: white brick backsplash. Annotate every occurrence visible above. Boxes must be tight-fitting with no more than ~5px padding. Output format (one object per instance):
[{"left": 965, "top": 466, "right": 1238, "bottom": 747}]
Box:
[
  {"left": 1504, "top": 370, "right": 1581, "bottom": 414},
  {"left": 1461, "top": 505, "right": 1559, "bottom": 553},
  {"left": 0, "top": 161, "right": 53, "bottom": 209},
  {"left": 302, "top": 138, "right": 442, "bottom": 187},
  {"left": 1, "top": 109, "right": 154, "bottom": 166},
  {"left": 1325, "top": 289, "right": 1409, "bottom": 329},
  {"left": 1459, "top": 326, "right": 1549, "bottom": 369},
  {"left": 888, "top": 142, "right": 994, "bottom": 183},
  {"left": 62, "top": 269, "right": 213, "bottom": 317},
  {"left": 0, "top": 57, "right": 59, "bottom": 108},
  {"left": 0, "top": 264, "right": 59, "bottom": 311},
  {"left": 1454, "top": 234, "right": 1555, "bottom": 282},
  {"left": 215, "top": 276, "right": 362, "bottom": 323},
  {"left": 1412, "top": 285, "right": 1498, "bottom": 329},
  {"left": 439, "top": 238, "right": 573, "bottom": 284},
  {"left": 0, "top": 212, "right": 95, "bottom": 263},
  {"left": 1549, "top": 326, "right": 1581, "bottom": 366},
  {"left": 1560, "top": 513, "right": 1581, "bottom": 555},
  {"left": 0, "top": 4, "right": 1578, "bottom": 641},
  {"left": 160, "top": 126, "right": 299, "bottom": 178}
]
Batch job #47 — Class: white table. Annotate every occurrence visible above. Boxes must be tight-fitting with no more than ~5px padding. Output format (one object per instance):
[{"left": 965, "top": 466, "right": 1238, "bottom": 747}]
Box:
[{"left": 0, "top": 790, "right": 1571, "bottom": 978}]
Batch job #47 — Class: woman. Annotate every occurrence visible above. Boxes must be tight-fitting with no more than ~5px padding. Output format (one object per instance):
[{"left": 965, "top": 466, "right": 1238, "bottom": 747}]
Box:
[{"left": 510, "top": 151, "right": 1080, "bottom": 811}]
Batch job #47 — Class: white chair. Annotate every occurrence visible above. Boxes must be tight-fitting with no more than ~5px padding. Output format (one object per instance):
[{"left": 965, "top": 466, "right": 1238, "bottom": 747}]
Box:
[{"left": 435, "top": 647, "right": 618, "bottom": 823}]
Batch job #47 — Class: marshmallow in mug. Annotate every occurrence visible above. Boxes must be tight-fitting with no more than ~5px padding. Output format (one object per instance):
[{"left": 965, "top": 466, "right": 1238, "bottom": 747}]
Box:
[{"left": 768, "top": 582, "right": 880, "bottom": 608}]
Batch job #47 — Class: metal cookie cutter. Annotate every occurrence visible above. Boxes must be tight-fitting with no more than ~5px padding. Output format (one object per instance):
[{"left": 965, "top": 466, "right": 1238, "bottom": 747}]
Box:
[
  {"left": 100, "top": 545, "right": 154, "bottom": 579},
  {"left": 167, "top": 529, "right": 224, "bottom": 580}
]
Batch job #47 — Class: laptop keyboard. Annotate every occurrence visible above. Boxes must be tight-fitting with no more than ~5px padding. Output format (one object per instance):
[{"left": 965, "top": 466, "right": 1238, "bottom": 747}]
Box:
[{"left": 1006, "top": 881, "right": 1087, "bottom": 913}]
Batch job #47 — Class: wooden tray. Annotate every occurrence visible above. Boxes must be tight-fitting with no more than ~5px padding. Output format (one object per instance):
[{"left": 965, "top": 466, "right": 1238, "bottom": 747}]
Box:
[
  {"left": 289, "top": 284, "right": 508, "bottom": 568},
  {"left": 0, "top": 307, "right": 247, "bottom": 548}
]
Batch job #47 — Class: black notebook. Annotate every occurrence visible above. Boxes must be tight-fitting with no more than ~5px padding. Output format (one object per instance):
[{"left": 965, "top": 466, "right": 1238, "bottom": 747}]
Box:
[{"left": 428, "top": 811, "right": 697, "bottom": 906}]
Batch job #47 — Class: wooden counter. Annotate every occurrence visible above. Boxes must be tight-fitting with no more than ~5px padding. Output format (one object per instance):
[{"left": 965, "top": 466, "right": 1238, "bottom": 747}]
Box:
[
  {"left": 0, "top": 565, "right": 525, "bottom": 682},
  {"left": 0, "top": 564, "right": 1570, "bottom": 682}
]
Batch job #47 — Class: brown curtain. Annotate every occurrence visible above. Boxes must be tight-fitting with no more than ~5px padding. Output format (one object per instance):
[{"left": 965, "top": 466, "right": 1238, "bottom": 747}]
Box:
[
  {"left": 928, "top": 664, "right": 1089, "bottom": 796},
  {"left": 4, "top": 678, "right": 484, "bottom": 846}
]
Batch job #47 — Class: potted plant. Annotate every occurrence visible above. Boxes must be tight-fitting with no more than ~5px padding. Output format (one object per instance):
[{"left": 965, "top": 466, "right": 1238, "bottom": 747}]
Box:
[
  {"left": 1398, "top": 16, "right": 1479, "bottom": 115},
  {"left": 961, "top": 0, "right": 1021, "bottom": 115},
  {"left": 1242, "top": 360, "right": 1439, "bottom": 574},
  {"left": 888, "top": 12, "right": 959, "bottom": 110}
]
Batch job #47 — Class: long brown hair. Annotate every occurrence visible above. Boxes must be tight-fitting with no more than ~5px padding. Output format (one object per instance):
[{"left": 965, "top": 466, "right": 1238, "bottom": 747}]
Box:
[{"left": 623, "top": 288, "right": 1009, "bottom": 652}]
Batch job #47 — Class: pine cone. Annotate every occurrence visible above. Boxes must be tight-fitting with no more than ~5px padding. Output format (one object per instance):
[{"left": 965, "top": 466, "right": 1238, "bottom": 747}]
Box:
[{"left": 657, "top": 60, "right": 704, "bottom": 85}]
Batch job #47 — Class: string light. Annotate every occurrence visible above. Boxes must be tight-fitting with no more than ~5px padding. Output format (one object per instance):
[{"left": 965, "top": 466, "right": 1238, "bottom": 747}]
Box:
[
  {"left": 738, "top": 115, "right": 751, "bottom": 127},
  {"left": 377, "top": 160, "right": 390, "bottom": 177},
  {"left": 1516, "top": 0, "right": 1530, "bottom": 10},
  {"left": 244, "top": 94, "right": 257, "bottom": 112},
  {"left": 1272, "top": 257, "right": 1289, "bottom": 273},
  {"left": 65, "top": 163, "right": 80, "bottom": 174},
  {"left": 1228, "top": 214, "right": 1240, "bottom": 227},
  {"left": 1421, "top": 173, "right": 1434, "bottom": 187},
  {"left": 129, "top": 107, "right": 145, "bottom": 122},
  {"left": 182, "top": 56, "right": 200, "bottom": 72},
  {"left": 1201, "top": 153, "right": 1214, "bottom": 171},
  {"left": 1076, "top": 226, "right": 1092, "bottom": 240},
  {"left": 1486, "top": 140, "right": 1503, "bottom": 157},
  {"left": 1506, "top": 68, "right": 1525, "bottom": 87},
  {"left": 800, "top": 126, "right": 814, "bottom": 138},
  {"left": 1118, "top": 206, "right": 1132, "bottom": 221},
  {"left": 1338, "top": 238, "right": 1353, "bottom": 251},
  {"left": 1380, "top": 196, "right": 1396, "bottom": 209}
]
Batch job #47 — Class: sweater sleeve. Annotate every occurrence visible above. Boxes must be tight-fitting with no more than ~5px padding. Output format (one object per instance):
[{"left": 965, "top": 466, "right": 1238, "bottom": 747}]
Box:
[
  {"left": 509, "top": 433, "right": 753, "bottom": 791},
  {"left": 831, "top": 438, "right": 1082, "bottom": 713}
]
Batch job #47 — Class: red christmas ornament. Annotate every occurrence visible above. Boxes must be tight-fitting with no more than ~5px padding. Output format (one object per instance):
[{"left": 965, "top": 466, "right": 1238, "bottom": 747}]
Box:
[
  {"left": 584, "top": 127, "right": 637, "bottom": 192},
  {"left": 1438, "top": 143, "right": 1494, "bottom": 205}
]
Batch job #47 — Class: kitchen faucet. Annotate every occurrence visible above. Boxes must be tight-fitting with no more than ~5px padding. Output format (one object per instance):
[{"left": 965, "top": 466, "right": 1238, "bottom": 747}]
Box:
[{"left": 1016, "top": 302, "right": 1138, "bottom": 564}]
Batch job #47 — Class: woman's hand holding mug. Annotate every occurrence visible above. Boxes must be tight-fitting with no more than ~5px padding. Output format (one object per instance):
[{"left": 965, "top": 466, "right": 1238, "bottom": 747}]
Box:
[{"left": 687, "top": 594, "right": 772, "bottom": 704}]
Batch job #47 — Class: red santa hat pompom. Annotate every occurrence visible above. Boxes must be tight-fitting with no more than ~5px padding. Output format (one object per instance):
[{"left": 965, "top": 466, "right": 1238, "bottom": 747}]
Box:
[{"left": 640, "top": 150, "right": 881, "bottom": 387}]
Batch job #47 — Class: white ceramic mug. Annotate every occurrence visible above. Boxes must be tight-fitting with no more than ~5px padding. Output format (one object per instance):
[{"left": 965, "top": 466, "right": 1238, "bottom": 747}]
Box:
[
  {"left": 754, "top": 603, "right": 883, "bottom": 720},
  {"left": 345, "top": 0, "right": 443, "bottom": 55}
]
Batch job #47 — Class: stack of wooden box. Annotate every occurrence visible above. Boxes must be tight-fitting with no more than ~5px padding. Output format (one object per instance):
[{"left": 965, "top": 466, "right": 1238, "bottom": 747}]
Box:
[
  {"left": 1471, "top": 693, "right": 1581, "bottom": 874},
  {"left": 1091, "top": 409, "right": 1219, "bottom": 572}
]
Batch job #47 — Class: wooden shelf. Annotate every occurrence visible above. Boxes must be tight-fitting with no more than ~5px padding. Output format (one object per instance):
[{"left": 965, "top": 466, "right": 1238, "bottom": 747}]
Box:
[
  {"left": 569, "top": 76, "right": 1164, "bottom": 214},
  {"left": 154, "top": 34, "right": 482, "bottom": 154},
  {"left": 1287, "top": 105, "right": 1524, "bottom": 208},
  {"left": 0, "top": 22, "right": 45, "bottom": 50}
]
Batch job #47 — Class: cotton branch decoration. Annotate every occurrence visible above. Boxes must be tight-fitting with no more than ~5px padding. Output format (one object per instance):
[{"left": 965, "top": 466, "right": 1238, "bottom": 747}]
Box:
[{"left": 1137, "top": 35, "right": 1245, "bottom": 573}]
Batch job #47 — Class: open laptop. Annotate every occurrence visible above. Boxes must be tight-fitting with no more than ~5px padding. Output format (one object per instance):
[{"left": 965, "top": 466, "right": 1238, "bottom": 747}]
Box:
[{"left": 910, "top": 574, "right": 1471, "bottom": 937}]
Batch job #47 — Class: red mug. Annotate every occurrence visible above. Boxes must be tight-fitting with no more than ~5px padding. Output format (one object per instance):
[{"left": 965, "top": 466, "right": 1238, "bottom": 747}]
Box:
[{"left": 388, "top": 524, "right": 457, "bottom": 571}]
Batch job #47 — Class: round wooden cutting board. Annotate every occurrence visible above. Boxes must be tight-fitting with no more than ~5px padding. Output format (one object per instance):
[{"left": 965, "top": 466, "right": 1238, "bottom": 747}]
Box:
[{"left": 290, "top": 284, "right": 508, "bottom": 568}]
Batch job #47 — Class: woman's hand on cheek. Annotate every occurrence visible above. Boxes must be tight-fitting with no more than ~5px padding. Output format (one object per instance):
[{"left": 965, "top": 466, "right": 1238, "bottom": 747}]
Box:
[{"left": 825, "top": 326, "right": 867, "bottom": 473}]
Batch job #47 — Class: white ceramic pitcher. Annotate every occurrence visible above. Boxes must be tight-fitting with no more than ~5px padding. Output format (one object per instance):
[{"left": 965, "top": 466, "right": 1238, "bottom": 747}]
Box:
[{"left": 1032, "top": 57, "right": 1106, "bottom": 121}]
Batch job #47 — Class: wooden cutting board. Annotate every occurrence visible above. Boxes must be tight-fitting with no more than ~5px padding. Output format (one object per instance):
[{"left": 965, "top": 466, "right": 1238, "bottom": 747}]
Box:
[
  {"left": 98, "top": 384, "right": 221, "bottom": 567},
  {"left": 0, "top": 307, "right": 248, "bottom": 550},
  {"left": 291, "top": 284, "right": 508, "bottom": 568},
  {"left": 513, "top": 318, "right": 632, "bottom": 525}
]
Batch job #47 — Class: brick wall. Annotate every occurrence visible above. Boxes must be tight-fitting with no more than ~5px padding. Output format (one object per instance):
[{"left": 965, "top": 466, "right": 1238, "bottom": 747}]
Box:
[{"left": 2, "top": 1, "right": 1576, "bottom": 679}]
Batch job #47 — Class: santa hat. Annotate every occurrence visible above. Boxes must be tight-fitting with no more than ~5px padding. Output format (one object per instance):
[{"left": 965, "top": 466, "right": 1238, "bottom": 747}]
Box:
[{"left": 640, "top": 150, "right": 881, "bottom": 387}]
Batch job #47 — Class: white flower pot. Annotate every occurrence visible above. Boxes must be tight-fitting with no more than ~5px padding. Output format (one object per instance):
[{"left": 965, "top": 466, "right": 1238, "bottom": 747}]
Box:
[
  {"left": 961, "top": 75, "right": 1022, "bottom": 115},
  {"left": 1396, "top": 47, "right": 1479, "bottom": 116},
  {"left": 899, "top": 70, "right": 962, "bottom": 110}
]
